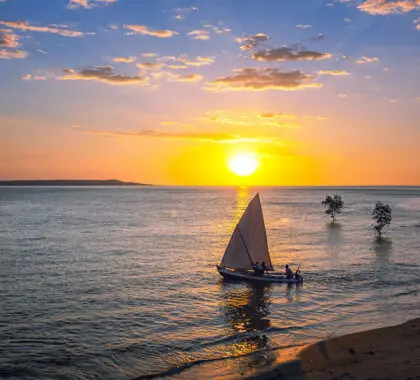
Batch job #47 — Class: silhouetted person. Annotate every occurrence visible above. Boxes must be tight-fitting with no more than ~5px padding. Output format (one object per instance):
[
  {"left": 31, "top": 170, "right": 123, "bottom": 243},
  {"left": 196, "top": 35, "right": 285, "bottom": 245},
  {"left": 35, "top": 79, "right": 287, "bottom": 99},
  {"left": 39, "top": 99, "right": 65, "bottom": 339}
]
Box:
[
  {"left": 262, "top": 261, "right": 268, "bottom": 274},
  {"left": 285, "top": 264, "right": 293, "bottom": 279},
  {"left": 253, "top": 262, "right": 264, "bottom": 275}
]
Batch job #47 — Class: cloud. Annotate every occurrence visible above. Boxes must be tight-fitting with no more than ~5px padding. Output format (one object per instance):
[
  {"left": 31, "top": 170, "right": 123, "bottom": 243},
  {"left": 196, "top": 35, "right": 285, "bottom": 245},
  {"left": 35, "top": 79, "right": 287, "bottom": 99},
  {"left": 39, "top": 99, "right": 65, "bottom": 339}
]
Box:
[
  {"left": 137, "top": 61, "right": 165, "bottom": 70},
  {"left": 196, "top": 56, "right": 214, "bottom": 63},
  {"left": 168, "top": 65, "right": 188, "bottom": 70},
  {"left": 142, "top": 53, "right": 157, "bottom": 58},
  {"left": 356, "top": 56, "right": 379, "bottom": 64},
  {"left": 59, "top": 66, "right": 148, "bottom": 85},
  {"left": 112, "top": 56, "right": 137, "bottom": 63},
  {"left": 67, "top": 0, "right": 117, "bottom": 9},
  {"left": 311, "top": 33, "right": 325, "bottom": 41},
  {"left": 318, "top": 70, "right": 350, "bottom": 75},
  {"left": 187, "top": 29, "right": 210, "bottom": 40},
  {"left": 124, "top": 24, "right": 178, "bottom": 38},
  {"left": 184, "top": 56, "right": 214, "bottom": 66},
  {"left": 257, "top": 112, "right": 297, "bottom": 120},
  {"left": 200, "top": 110, "right": 301, "bottom": 130},
  {"left": 236, "top": 33, "right": 270, "bottom": 51},
  {"left": 206, "top": 68, "right": 321, "bottom": 92},
  {"left": 252, "top": 46, "right": 332, "bottom": 62},
  {"left": 0, "top": 28, "right": 19, "bottom": 47},
  {"left": 355, "top": 0, "right": 420, "bottom": 15},
  {"left": 175, "top": 73, "right": 202, "bottom": 82},
  {"left": 296, "top": 24, "right": 312, "bottom": 29},
  {"left": 161, "top": 54, "right": 214, "bottom": 67},
  {"left": 74, "top": 124, "right": 245, "bottom": 142},
  {"left": 173, "top": 6, "right": 198, "bottom": 20},
  {"left": 22, "top": 74, "right": 46, "bottom": 80},
  {"left": 415, "top": 18, "right": 420, "bottom": 30},
  {"left": 202, "top": 24, "right": 232, "bottom": 34},
  {"left": 0, "top": 21, "right": 86, "bottom": 37},
  {"left": 150, "top": 71, "right": 180, "bottom": 80},
  {"left": 77, "top": 125, "right": 284, "bottom": 145},
  {"left": 0, "top": 49, "right": 27, "bottom": 59}
]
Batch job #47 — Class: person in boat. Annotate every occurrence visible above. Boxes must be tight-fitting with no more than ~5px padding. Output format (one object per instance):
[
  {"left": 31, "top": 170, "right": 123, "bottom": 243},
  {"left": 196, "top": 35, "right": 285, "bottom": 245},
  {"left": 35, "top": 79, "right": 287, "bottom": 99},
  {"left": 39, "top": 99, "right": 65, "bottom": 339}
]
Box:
[
  {"left": 285, "top": 264, "right": 293, "bottom": 279},
  {"left": 253, "top": 262, "right": 264, "bottom": 275},
  {"left": 261, "top": 261, "right": 268, "bottom": 274}
]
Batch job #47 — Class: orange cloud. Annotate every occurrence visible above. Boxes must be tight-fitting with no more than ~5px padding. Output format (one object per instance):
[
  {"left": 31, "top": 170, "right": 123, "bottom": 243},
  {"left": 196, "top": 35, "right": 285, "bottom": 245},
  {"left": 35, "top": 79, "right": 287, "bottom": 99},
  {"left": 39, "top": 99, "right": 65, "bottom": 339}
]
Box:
[
  {"left": 112, "top": 56, "right": 137, "bottom": 63},
  {"left": 124, "top": 24, "right": 178, "bottom": 38},
  {"left": 0, "top": 28, "right": 19, "bottom": 47},
  {"left": 257, "top": 112, "right": 297, "bottom": 119},
  {"left": 82, "top": 128, "right": 284, "bottom": 145},
  {"left": 200, "top": 110, "right": 300, "bottom": 129},
  {"left": 357, "top": 0, "right": 420, "bottom": 15},
  {"left": 59, "top": 66, "right": 148, "bottom": 85},
  {"left": 0, "top": 21, "right": 87, "bottom": 37},
  {"left": 0, "top": 49, "right": 27, "bottom": 59},
  {"left": 187, "top": 30, "right": 210, "bottom": 40},
  {"left": 167, "top": 65, "right": 188, "bottom": 70},
  {"left": 175, "top": 73, "right": 202, "bottom": 82},
  {"left": 206, "top": 68, "right": 321, "bottom": 92}
]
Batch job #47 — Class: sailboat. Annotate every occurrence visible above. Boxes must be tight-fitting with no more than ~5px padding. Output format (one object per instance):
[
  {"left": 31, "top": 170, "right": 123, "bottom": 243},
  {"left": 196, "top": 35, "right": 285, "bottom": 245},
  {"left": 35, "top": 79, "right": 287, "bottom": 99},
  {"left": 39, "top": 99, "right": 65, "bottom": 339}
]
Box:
[{"left": 217, "top": 193, "right": 303, "bottom": 284}]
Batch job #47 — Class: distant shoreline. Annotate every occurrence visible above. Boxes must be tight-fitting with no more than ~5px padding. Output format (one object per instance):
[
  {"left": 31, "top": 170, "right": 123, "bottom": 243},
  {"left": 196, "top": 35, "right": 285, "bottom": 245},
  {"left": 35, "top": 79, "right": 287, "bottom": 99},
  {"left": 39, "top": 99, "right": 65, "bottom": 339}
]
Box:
[{"left": 0, "top": 180, "right": 151, "bottom": 186}]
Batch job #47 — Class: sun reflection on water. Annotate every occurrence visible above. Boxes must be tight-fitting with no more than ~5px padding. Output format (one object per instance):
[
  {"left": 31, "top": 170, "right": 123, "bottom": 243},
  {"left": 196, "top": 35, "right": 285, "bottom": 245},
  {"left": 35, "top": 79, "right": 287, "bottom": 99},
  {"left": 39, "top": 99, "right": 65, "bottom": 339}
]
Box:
[
  {"left": 235, "top": 186, "right": 251, "bottom": 222},
  {"left": 220, "top": 282, "right": 273, "bottom": 359}
]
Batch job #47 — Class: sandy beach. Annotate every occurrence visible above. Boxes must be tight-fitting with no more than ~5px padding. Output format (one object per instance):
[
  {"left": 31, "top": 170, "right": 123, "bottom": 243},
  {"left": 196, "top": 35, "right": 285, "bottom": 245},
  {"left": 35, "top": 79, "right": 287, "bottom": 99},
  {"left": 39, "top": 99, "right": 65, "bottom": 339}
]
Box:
[{"left": 250, "top": 318, "right": 420, "bottom": 380}]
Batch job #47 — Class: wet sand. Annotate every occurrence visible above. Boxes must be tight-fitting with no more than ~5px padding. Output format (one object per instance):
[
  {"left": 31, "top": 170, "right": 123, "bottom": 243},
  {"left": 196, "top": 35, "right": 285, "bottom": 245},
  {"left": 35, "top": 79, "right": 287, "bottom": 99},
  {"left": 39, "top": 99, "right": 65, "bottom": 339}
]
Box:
[{"left": 249, "top": 318, "right": 420, "bottom": 380}]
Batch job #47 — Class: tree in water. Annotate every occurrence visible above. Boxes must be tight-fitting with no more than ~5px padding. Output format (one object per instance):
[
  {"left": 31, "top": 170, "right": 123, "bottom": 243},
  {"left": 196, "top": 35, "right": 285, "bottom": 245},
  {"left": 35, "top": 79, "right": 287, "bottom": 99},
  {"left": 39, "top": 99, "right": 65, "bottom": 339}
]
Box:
[
  {"left": 321, "top": 194, "right": 343, "bottom": 223},
  {"left": 372, "top": 201, "right": 392, "bottom": 237}
]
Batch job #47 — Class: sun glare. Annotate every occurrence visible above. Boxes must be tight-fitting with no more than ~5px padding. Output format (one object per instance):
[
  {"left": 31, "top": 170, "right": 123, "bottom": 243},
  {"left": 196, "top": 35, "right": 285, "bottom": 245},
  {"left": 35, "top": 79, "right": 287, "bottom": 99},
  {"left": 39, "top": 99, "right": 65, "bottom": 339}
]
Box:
[{"left": 228, "top": 153, "right": 259, "bottom": 177}]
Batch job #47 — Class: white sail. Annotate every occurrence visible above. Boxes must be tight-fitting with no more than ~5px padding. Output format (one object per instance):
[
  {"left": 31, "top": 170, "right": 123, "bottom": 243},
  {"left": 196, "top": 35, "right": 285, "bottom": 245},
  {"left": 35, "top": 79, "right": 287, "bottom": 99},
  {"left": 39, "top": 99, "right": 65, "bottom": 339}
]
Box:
[{"left": 220, "top": 193, "right": 274, "bottom": 271}]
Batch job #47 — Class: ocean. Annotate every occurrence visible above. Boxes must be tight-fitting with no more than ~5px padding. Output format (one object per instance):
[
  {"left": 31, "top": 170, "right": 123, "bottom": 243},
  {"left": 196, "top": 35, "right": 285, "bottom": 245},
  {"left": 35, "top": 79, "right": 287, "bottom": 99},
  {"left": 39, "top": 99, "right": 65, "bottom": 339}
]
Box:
[{"left": 1, "top": 186, "right": 420, "bottom": 379}]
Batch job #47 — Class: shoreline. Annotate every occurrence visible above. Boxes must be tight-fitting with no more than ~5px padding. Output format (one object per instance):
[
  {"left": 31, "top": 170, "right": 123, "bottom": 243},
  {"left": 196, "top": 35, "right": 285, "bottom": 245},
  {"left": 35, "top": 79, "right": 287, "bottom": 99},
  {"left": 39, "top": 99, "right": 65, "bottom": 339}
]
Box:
[{"left": 248, "top": 317, "right": 420, "bottom": 380}]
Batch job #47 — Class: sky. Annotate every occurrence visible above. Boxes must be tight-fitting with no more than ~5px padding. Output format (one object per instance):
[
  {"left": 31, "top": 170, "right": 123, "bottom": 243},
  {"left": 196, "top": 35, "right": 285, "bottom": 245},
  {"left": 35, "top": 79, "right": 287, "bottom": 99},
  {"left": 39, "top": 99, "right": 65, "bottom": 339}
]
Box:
[{"left": 0, "top": 0, "right": 419, "bottom": 185}]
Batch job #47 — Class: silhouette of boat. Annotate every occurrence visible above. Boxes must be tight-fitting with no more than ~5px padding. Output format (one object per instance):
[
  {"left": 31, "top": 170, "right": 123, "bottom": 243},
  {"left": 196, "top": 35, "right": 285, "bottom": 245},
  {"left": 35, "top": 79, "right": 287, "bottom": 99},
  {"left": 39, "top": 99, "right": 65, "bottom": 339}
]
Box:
[{"left": 217, "top": 193, "right": 303, "bottom": 284}]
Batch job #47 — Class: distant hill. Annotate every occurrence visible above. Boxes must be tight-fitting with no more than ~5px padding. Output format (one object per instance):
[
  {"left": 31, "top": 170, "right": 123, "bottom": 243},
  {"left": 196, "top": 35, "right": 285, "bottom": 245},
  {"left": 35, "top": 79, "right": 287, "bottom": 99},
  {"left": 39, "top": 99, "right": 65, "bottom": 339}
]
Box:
[{"left": 0, "top": 179, "right": 150, "bottom": 186}]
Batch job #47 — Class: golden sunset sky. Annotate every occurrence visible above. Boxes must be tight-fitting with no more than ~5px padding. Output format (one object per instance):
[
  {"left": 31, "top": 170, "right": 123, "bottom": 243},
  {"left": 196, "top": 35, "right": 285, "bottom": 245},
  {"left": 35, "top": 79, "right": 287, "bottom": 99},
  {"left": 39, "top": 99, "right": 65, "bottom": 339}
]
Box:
[{"left": 1, "top": 0, "right": 419, "bottom": 185}]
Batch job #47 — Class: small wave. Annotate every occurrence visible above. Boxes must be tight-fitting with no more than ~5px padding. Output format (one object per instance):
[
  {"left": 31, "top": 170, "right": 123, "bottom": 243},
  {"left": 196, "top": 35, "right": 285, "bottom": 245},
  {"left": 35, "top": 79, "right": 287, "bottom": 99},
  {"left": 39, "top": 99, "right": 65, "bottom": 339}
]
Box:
[
  {"left": 395, "top": 262, "right": 420, "bottom": 268},
  {"left": 0, "top": 366, "right": 38, "bottom": 378},
  {"left": 394, "top": 289, "right": 418, "bottom": 297},
  {"left": 397, "top": 224, "right": 420, "bottom": 228},
  {"left": 132, "top": 344, "right": 301, "bottom": 380}
]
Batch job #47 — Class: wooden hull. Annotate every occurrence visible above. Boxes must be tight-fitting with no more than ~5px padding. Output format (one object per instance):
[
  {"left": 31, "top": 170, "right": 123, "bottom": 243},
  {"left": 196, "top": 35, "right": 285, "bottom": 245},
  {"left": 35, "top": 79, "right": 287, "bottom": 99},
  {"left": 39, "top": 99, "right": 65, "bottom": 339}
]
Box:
[{"left": 217, "top": 265, "right": 303, "bottom": 284}]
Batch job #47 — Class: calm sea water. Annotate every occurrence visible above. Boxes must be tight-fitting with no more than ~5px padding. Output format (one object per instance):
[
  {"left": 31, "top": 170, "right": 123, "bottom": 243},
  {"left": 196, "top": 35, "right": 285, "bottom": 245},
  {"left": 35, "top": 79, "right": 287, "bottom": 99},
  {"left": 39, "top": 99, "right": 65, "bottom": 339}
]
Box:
[{"left": 1, "top": 186, "right": 420, "bottom": 379}]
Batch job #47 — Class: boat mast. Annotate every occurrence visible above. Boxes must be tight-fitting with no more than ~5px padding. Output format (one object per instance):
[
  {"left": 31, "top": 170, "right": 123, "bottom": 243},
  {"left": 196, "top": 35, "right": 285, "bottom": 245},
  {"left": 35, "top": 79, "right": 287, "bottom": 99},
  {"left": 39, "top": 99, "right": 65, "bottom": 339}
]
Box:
[{"left": 238, "top": 228, "right": 254, "bottom": 267}]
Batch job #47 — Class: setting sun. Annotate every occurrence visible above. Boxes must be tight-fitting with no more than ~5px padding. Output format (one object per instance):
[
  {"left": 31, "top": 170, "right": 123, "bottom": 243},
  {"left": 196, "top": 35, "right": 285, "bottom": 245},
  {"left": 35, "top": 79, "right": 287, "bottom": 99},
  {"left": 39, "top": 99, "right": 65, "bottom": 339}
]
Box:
[{"left": 228, "top": 153, "right": 259, "bottom": 177}]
